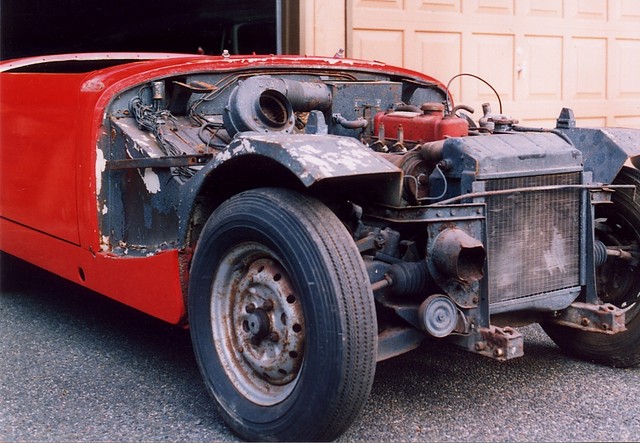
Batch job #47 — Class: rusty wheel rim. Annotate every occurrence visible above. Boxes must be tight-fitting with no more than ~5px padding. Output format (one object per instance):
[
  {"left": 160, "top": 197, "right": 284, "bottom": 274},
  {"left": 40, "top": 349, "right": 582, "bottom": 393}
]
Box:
[{"left": 210, "top": 242, "right": 305, "bottom": 406}]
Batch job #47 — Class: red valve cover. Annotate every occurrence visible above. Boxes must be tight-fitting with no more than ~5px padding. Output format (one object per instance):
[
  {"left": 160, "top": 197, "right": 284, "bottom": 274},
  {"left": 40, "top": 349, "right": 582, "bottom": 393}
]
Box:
[{"left": 374, "top": 107, "right": 469, "bottom": 143}]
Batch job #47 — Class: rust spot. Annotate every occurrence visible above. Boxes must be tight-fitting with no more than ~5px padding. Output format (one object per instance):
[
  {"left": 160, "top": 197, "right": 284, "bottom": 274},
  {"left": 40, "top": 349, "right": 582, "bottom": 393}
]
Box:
[
  {"left": 480, "top": 328, "right": 508, "bottom": 349},
  {"left": 178, "top": 247, "right": 194, "bottom": 316}
]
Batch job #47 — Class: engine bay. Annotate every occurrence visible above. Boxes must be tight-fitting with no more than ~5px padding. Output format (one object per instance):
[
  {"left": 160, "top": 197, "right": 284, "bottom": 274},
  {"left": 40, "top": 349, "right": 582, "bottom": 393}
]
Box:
[{"left": 106, "top": 69, "right": 466, "bottom": 183}]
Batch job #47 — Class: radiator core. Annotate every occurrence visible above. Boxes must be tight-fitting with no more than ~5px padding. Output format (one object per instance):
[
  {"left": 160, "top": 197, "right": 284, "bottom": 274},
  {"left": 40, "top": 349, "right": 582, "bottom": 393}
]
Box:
[{"left": 484, "top": 173, "right": 581, "bottom": 304}]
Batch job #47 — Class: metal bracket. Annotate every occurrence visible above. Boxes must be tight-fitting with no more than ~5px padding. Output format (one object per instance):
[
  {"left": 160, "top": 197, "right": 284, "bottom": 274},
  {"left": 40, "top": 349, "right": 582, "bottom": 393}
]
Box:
[
  {"left": 546, "top": 302, "right": 626, "bottom": 335},
  {"left": 475, "top": 326, "right": 524, "bottom": 361},
  {"left": 106, "top": 154, "right": 213, "bottom": 170},
  {"left": 447, "top": 325, "right": 524, "bottom": 361},
  {"left": 377, "top": 327, "right": 425, "bottom": 362}
]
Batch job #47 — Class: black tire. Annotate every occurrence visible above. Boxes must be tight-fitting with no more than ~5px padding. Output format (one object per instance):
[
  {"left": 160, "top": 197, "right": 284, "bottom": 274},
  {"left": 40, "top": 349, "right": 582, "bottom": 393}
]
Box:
[
  {"left": 542, "top": 166, "right": 640, "bottom": 367},
  {"left": 188, "top": 188, "right": 377, "bottom": 441}
]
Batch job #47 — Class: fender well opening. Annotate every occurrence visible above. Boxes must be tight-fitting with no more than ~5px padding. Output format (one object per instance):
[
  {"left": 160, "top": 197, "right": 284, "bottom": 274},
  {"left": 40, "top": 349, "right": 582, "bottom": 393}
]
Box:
[{"left": 186, "top": 155, "right": 304, "bottom": 246}]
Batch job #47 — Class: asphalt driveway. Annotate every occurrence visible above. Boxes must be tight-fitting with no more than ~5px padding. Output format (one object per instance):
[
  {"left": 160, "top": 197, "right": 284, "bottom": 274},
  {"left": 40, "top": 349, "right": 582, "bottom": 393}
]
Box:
[{"left": 1, "top": 253, "right": 639, "bottom": 442}]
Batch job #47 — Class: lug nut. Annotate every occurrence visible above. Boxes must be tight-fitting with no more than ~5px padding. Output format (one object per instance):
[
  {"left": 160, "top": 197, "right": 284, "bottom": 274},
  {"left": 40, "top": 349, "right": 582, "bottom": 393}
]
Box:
[
  {"left": 262, "top": 299, "right": 274, "bottom": 311},
  {"left": 269, "top": 332, "right": 280, "bottom": 342},
  {"left": 245, "top": 303, "right": 256, "bottom": 313}
]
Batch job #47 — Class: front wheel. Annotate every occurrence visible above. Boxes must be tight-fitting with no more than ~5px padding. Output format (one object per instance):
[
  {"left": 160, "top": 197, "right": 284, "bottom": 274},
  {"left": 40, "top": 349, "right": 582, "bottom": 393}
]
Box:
[
  {"left": 188, "top": 188, "right": 377, "bottom": 441},
  {"left": 542, "top": 166, "right": 640, "bottom": 367}
]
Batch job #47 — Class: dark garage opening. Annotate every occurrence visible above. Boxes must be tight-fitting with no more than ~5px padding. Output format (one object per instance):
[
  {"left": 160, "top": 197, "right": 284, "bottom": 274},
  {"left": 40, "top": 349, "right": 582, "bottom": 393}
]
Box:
[{"left": 0, "top": 0, "right": 298, "bottom": 60}]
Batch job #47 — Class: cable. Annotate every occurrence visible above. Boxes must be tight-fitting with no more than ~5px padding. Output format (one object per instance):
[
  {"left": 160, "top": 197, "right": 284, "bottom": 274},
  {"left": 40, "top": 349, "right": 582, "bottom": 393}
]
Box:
[
  {"left": 415, "top": 163, "right": 448, "bottom": 202},
  {"left": 130, "top": 95, "right": 196, "bottom": 180},
  {"left": 444, "top": 73, "right": 502, "bottom": 115},
  {"left": 511, "top": 125, "right": 574, "bottom": 146},
  {"left": 198, "top": 122, "right": 223, "bottom": 150}
]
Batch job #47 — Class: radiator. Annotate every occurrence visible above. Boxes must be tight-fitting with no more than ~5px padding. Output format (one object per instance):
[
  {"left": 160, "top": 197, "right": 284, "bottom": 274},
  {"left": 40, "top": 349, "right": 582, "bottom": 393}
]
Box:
[{"left": 484, "top": 172, "right": 581, "bottom": 304}]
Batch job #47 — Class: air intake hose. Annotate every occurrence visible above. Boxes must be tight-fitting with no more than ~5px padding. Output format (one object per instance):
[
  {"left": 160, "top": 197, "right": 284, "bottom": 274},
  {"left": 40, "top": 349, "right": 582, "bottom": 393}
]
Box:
[{"left": 224, "top": 76, "right": 332, "bottom": 135}]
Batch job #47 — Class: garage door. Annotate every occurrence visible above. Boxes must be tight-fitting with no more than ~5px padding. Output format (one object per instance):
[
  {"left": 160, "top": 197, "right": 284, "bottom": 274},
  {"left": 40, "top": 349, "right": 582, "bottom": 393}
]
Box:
[{"left": 345, "top": 0, "right": 640, "bottom": 128}]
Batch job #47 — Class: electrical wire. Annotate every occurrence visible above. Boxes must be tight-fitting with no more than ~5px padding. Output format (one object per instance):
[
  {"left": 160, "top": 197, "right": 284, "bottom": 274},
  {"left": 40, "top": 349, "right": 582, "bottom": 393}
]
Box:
[
  {"left": 130, "top": 94, "right": 196, "bottom": 180},
  {"left": 444, "top": 73, "right": 502, "bottom": 115},
  {"left": 198, "top": 122, "right": 223, "bottom": 150},
  {"left": 404, "top": 163, "right": 449, "bottom": 202}
]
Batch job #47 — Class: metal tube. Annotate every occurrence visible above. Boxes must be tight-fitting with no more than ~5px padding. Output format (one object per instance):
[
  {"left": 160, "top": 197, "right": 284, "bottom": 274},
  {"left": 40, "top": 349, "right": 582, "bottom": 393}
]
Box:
[{"left": 276, "top": 0, "right": 282, "bottom": 54}]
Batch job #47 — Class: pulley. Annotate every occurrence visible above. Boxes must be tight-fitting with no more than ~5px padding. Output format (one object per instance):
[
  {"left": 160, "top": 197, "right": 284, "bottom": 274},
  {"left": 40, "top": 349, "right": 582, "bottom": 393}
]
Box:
[{"left": 418, "top": 294, "right": 460, "bottom": 338}]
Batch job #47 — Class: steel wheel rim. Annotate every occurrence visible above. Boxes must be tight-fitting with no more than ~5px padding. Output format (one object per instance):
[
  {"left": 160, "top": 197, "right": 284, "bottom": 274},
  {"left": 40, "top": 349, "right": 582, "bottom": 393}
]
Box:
[{"left": 210, "top": 242, "right": 305, "bottom": 406}]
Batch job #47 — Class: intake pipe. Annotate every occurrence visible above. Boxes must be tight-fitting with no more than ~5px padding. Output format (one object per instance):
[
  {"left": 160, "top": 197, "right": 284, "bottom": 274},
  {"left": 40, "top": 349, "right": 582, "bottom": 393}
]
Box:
[
  {"left": 224, "top": 75, "right": 333, "bottom": 135},
  {"left": 429, "top": 227, "right": 485, "bottom": 283}
]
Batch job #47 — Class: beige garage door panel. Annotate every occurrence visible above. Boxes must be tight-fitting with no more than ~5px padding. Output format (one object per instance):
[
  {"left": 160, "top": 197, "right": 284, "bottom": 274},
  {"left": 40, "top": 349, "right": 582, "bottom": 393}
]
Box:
[
  {"left": 345, "top": 0, "right": 640, "bottom": 128},
  {"left": 352, "top": 29, "right": 405, "bottom": 65},
  {"left": 521, "top": 35, "right": 563, "bottom": 101},
  {"left": 612, "top": 38, "right": 640, "bottom": 100}
]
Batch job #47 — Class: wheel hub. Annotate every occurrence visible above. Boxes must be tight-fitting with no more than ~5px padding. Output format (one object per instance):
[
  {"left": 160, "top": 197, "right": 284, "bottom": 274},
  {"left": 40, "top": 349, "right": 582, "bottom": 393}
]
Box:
[
  {"left": 246, "top": 308, "right": 270, "bottom": 340},
  {"left": 233, "top": 258, "right": 304, "bottom": 386}
]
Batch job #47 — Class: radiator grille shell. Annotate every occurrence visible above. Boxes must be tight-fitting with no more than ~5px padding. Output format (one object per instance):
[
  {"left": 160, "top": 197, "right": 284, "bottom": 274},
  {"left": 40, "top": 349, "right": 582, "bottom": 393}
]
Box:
[{"left": 484, "top": 173, "right": 581, "bottom": 304}]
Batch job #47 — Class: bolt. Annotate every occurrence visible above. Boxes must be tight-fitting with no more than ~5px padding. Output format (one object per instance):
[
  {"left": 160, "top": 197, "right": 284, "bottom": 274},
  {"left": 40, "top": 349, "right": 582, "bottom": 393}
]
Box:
[
  {"left": 601, "top": 323, "right": 610, "bottom": 331},
  {"left": 262, "top": 299, "right": 274, "bottom": 311},
  {"left": 246, "top": 303, "right": 256, "bottom": 313},
  {"left": 581, "top": 317, "right": 590, "bottom": 326},
  {"left": 374, "top": 235, "right": 386, "bottom": 249},
  {"left": 269, "top": 332, "right": 280, "bottom": 342},
  {"left": 237, "top": 346, "right": 244, "bottom": 353},
  {"left": 494, "top": 348, "right": 505, "bottom": 357},
  {"left": 475, "top": 342, "right": 486, "bottom": 351}
]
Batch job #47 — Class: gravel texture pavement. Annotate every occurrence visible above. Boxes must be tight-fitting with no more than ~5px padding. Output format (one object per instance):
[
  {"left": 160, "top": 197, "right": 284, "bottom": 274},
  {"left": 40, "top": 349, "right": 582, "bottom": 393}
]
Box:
[{"left": 1, "top": 253, "right": 639, "bottom": 442}]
